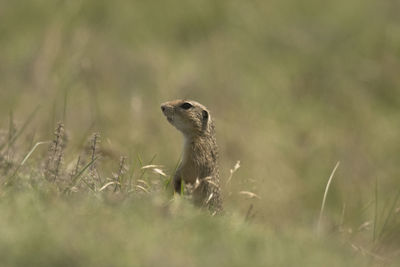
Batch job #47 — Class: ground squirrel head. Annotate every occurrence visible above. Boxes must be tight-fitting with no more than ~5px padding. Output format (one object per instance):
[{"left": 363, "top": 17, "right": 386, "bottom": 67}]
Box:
[{"left": 161, "top": 99, "right": 212, "bottom": 137}]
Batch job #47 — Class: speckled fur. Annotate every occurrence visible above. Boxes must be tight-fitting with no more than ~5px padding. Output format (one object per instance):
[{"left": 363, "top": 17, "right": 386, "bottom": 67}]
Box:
[{"left": 161, "top": 99, "right": 222, "bottom": 213}]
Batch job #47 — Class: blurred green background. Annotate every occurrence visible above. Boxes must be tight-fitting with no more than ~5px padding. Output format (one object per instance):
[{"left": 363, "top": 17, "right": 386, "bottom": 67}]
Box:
[{"left": 0, "top": 0, "right": 399, "bottom": 265}]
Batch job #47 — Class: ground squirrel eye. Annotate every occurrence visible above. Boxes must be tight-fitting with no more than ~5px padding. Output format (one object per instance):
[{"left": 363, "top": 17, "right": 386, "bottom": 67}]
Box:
[{"left": 180, "top": 102, "right": 193, "bottom": 110}]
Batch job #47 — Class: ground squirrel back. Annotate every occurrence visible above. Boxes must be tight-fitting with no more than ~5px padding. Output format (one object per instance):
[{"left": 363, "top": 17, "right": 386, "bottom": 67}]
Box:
[{"left": 161, "top": 99, "right": 223, "bottom": 213}]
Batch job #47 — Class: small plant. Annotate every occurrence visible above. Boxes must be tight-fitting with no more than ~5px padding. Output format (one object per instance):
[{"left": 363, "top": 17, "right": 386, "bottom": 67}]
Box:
[
  {"left": 88, "top": 132, "right": 101, "bottom": 187},
  {"left": 113, "top": 156, "right": 127, "bottom": 192},
  {"left": 44, "top": 122, "right": 66, "bottom": 182}
]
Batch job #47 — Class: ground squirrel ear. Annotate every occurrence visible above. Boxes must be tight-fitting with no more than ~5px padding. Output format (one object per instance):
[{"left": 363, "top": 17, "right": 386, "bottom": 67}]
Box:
[
  {"left": 202, "top": 110, "right": 209, "bottom": 121},
  {"left": 201, "top": 110, "right": 209, "bottom": 132}
]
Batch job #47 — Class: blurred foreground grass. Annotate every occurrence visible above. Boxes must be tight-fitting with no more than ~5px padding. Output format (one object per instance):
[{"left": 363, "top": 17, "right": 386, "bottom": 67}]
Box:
[
  {"left": 0, "top": 186, "right": 367, "bottom": 267},
  {"left": 1, "top": 0, "right": 400, "bottom": 265}
]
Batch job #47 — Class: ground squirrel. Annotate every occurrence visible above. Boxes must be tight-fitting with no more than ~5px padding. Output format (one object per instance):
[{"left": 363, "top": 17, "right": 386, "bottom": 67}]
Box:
[{"left": 161, "top": 99, "right": 223, "bottom": 213}]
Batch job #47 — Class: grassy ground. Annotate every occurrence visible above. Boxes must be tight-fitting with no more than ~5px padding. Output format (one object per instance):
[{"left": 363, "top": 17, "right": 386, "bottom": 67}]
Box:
[{"left": 1, "top": 0, "right": 400, "bottom": 266}]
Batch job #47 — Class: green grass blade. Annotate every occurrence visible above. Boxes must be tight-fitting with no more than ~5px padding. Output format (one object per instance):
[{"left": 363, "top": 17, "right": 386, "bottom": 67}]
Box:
[
  {"left": 165, "top": 156, "right": 181, "bottom": 190},
  {"left": 0, "top": 105, "right": 40, "bottom": 151},
  {"left": 63, "top": 88, "right": 69, "bottom": 125},
  {"left": 180, "top": 179, "right": 184, "bottom": 195},
  {"left": 378, "top": 187, "right": 400, "bottom": 241},
  {"left": 373, "top": 177, "right": 378, "bottom": 242},
  {"left": 70, "top": 156, "right": 99, "bottom": 186}
]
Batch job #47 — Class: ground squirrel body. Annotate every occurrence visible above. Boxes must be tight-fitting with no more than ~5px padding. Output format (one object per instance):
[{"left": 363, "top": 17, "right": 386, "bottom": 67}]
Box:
[{"left": 161, "top": 99, "right": 222, "bottom": 213}]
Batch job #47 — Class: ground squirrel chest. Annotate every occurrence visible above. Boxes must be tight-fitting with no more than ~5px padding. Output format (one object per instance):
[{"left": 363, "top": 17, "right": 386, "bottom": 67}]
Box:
[{"left": 161, "top": 99, "right": 222, "bottom": 213}]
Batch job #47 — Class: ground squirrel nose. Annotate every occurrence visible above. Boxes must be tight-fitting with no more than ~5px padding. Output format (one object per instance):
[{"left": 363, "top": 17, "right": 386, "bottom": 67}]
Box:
[{"left": 161, "top": 105, "right": 165, "bottom": 112}]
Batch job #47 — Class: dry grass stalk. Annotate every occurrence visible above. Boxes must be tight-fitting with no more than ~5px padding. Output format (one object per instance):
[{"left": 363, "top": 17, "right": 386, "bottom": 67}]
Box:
[
  {"left": 0, "top": 113, "right": 17, "bottom": 174},
  {"left": 141, "top": 164, "right": 163, "bottom": 169},
  {"left": 100, "top": 181, "right": 119, "bottom": 192},
  {"left": 136, "top": 179, "right": 150, "bottom": 188},
  {"left": 88, "top": 132, "right": 101, "bottom": 187},
  {"left": 4, "top": 141, "right": 51, "bottom": 185},
  {"left": 204, "top": 176, "right": 219, "bottom": 188},
  {"left": 317, "top": 161, "right": 340, "bottom": 235},
  {"left": 205, "top": 193, "right": 214, "bottom": 205},
  {"left": 6, "top": 110, "right": 16, "bottom": 162},
  {"left": 113, "top": 156, "right": 127, "bottom": 192},
  {"left": 152, "top": 168, "right": 167, "bottom": 177},
  {"left": 239, "top": 191, "right": 261, "bottom": 199},
  {"left": 90, "top": 132, "right": 100, "bottom": 171},
  {"left": 245, "top": 204, "right": 255, "bottom": 222},
  {"left": 135, "top": 185, "right": 150, "bottom": 193},
  {"left": 226, "top": 160, "right": 241, "bottom": 185},
  {"left": 44, "top": 122, "right": 66, "bottom": 182}
]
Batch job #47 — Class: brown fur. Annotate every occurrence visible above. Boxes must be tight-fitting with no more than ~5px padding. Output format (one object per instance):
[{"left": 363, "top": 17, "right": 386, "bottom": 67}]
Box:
[{"left": 161, "top": 99, "right": 222, "bottom": 213}]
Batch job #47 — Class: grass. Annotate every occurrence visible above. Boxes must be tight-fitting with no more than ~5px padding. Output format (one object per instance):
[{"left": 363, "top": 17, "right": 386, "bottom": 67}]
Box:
[
  {"left": 317, "top": 161, "right": 340, "bottom": 235},
  {"left": 1, "top": 0, "right": 400, "bottom": 265},
  {"left": 0, "top": 190, "right": 367, "bottom": 267}
]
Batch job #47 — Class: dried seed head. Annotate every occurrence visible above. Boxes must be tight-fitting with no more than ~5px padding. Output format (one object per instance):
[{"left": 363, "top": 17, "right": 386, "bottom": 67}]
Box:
[{"left": 44, "top": 122, "right": 66, "bottom": 182}]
